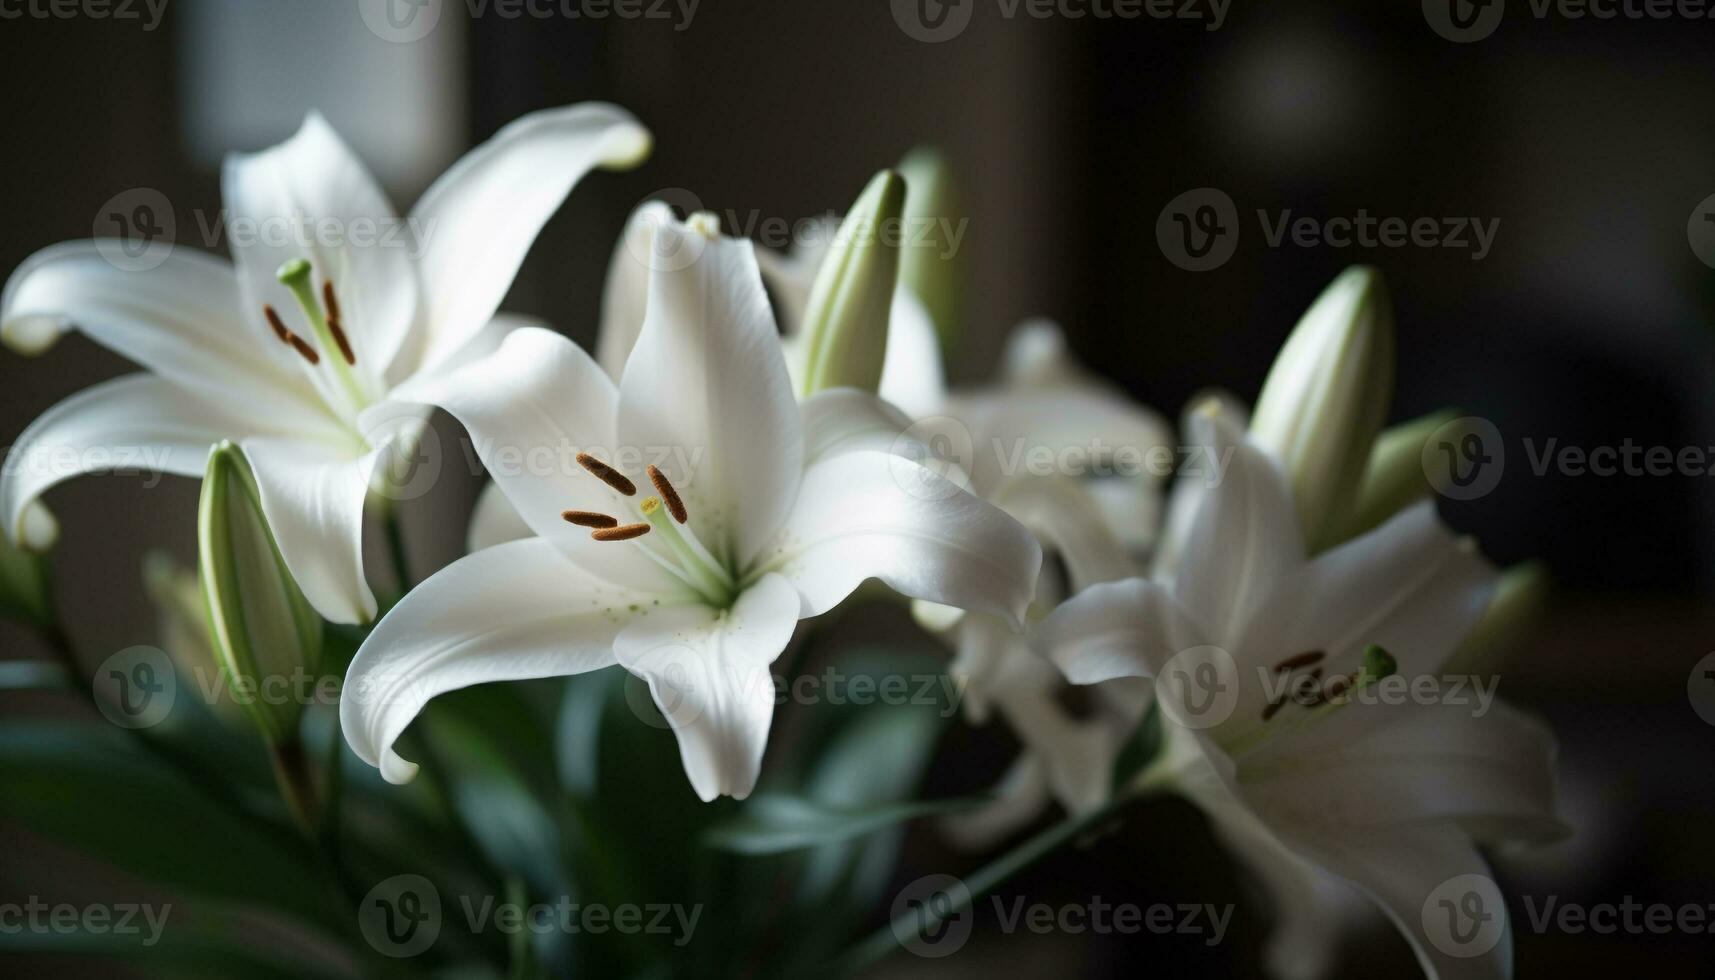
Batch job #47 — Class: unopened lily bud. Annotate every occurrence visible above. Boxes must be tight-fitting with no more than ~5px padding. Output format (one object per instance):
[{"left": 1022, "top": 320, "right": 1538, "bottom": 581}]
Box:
[
  {"left": 1250, "top": 266, "right": 1396, "bottom": 550},
  {"left": 1443, "top": 562, "right": 1548, "bottom": 677},
  {"left": 0, "top": 519, "right": 50, "bottom": 628},
  {"left": 1328, "top": 408, "right": 1458, "bottom": 545},
  {"left": 896, "top": 147, "right": 964, "bottom": 350},
  {"left": 798, "top": 170, "right": 907, "bottom": 396},
  {"left": 198, "top": 442, "right": 323, "bottom": 742}
]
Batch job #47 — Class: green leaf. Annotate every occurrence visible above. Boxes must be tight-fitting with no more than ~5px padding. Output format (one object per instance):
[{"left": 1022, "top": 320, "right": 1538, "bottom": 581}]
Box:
[
  {"left": 0, "top": 722, "right": 336, "bottom": 933},
  {"left": 705, "top": 794, "right": 985, "bottom": 855}
]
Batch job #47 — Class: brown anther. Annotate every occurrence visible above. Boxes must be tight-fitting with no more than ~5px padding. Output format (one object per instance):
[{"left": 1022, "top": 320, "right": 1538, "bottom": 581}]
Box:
[
  {"left": 1261, "top": 697, "right": 1287, "bottom": 722},
  {"left": 646, "top": 465, "right": 687, "bottom": 523},
  {"left": 263, "top": 305, "right": 321, "bottom": 365},
  {"left": 1273, "top": 651, "right": 1326, "bottom": 672},
  {"left": 576, "top": 453, "right": 637, "bottom": 496},
  {"left": 322, "top": 282, "right": 356, "bottom": 365},
  {"left": 591, "top": 523, "right": 650, "bottom": 542},
  {"left": 562, "top": 510, "right": 618, "bottom": 529},
  {"left": 288, "top": 335, "right": 321, "bottom": 365},
  {"left": 263, "top": 305, "right": 291, "bottom": 342}
]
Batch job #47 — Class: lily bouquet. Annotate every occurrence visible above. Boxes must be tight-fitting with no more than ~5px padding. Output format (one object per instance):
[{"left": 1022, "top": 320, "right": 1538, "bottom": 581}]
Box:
[{"left": 0, "top": 103, "right": 1563, "bottom": 980}]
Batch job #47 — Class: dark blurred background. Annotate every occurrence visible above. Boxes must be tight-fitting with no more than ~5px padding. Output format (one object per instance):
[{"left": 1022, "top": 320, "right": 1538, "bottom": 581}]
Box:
[{"left": 2, "top": 0, "right": 1714, "bottom": 976}]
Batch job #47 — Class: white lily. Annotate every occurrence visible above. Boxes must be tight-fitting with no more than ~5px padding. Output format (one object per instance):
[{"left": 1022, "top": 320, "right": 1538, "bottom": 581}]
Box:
[
  {"left": 1036, "top": 404, "right": 1565, "bottom": 980},
  {"left": 1, "top": 103, "right": 651, "bottom": 624},
  {"left": 342, "top": 214, "right": 1041, "bottom": 801}
]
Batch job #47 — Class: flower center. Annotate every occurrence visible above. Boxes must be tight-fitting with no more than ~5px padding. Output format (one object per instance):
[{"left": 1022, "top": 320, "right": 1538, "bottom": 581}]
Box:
[
  {"left": 563, "top": 455, "right": 736, "bottom": 607},
  {"left": 262, "top": 259, "right": 374, "bottom": 421},
  {"left": 1220, "top": 644, "right": 1399, "bottom": 760}
]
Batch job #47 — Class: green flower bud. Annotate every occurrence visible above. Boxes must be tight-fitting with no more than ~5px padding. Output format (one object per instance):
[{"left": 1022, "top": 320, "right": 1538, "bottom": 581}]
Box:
[
  {"left": 798, "top": 170, "right": 907, "bottom": 397},
  {"left": 0, "top": 519, "right": 51, "bottom": 628},
  {"left": 198, "top": 442, "right": 323, "bottom": 742},
  {"left": 896, "top": 147, "right": 965, "bottom": 350},
  {"left": 1250, "top": 266, "right": 1396, "bottom": 550},
  {"left": 1328, "top": 408, "right": 1459, "bottom": 545},
  {"left": 1443, "top": 562, "right": 1549, "bottom": 677}
]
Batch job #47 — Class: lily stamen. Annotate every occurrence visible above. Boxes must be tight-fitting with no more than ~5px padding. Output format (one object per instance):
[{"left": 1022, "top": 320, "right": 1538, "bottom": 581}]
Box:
[
  {"left": 263, "top": 305, "right": 321, "bottom": 365},
  {"left": 322, "top": 280, "right": 356, "bottom": 366},
  {"left": 275, "top": 259, "right": 370, "bottom": 412},
  {"left": 647, "top": 464, "right": 688, "bottom": 523},
  {"left": 562, "top": 510, "right": 618, "bottom": 528},
  {"left": 1273, "top": 651, "right": 1326, "bottom": 672},
  {"left": 576, "top": 453, "right": 637, "bottom": 496},
  {"left": 592, "top": 523, "right": 650, "bottom": 542}
]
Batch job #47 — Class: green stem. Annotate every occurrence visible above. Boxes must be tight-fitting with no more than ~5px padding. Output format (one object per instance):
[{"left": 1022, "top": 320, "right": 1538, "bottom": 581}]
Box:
[
  {"left": 830, "top": 795, "right": 1133, "bottom": 976},
  {"left": 383, "top": 504, "right": 412, "bottom": 596}
]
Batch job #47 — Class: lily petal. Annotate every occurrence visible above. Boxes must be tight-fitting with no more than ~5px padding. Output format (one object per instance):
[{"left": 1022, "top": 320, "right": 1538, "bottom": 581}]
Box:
[
  {"left": 466, "top": 480, "right": 533, "bottom": 553},
  {"left": 409, "top": 103, "right": 651, "bottom": 372},
  {"left": 1175, "top": 407, "right": 1303, "bottom": 647},
  {"left": 1034, "top": 577, "right": 1206, "bottom": 685},
  {"left": 1241, "top": 701, "right": 1564, "bottom": 845},
  {"left": 762, "top": 449, "right": 1040, "bottom": 626},
  {"left": 1, "top": 243, "right": 320, "bottom": 420},
  {"left": 991, "top": 477, "right": 1135, "bottom": 591},
  {"left": 240, "top": 436, "right": 379, "bottom": 626},
  {"left": 595, "top": 200, "right": 673, "bottom": 380},
  {"left": 341, "top": 538, "right": 637, "bottom": 784},
  {"left": 2, "top": 375, "right": 268, "bottom": 548},
  {"left": 1286, "top": 825, "right": 1516, "bottom": 980},
  {"left": 391, "top": 326, "right": 684, "bottom": 595},
  {"left": 617, "top": 220, "right": 803, "bottom": 569},
  {"left": 877, "top": 289, "right": 948, "bottom": 419},
  {"left": 223, "top": 112, "right": 417, "bottom": 376},
  {"left": 800, "top": 387, "right": 919, "bottom": 464},
  {"left": 612, "top": 572, "right": 800, "bottom": 801},
  {"left": 1234, "top": 501, "right": 1497, "bottom": 741}
]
